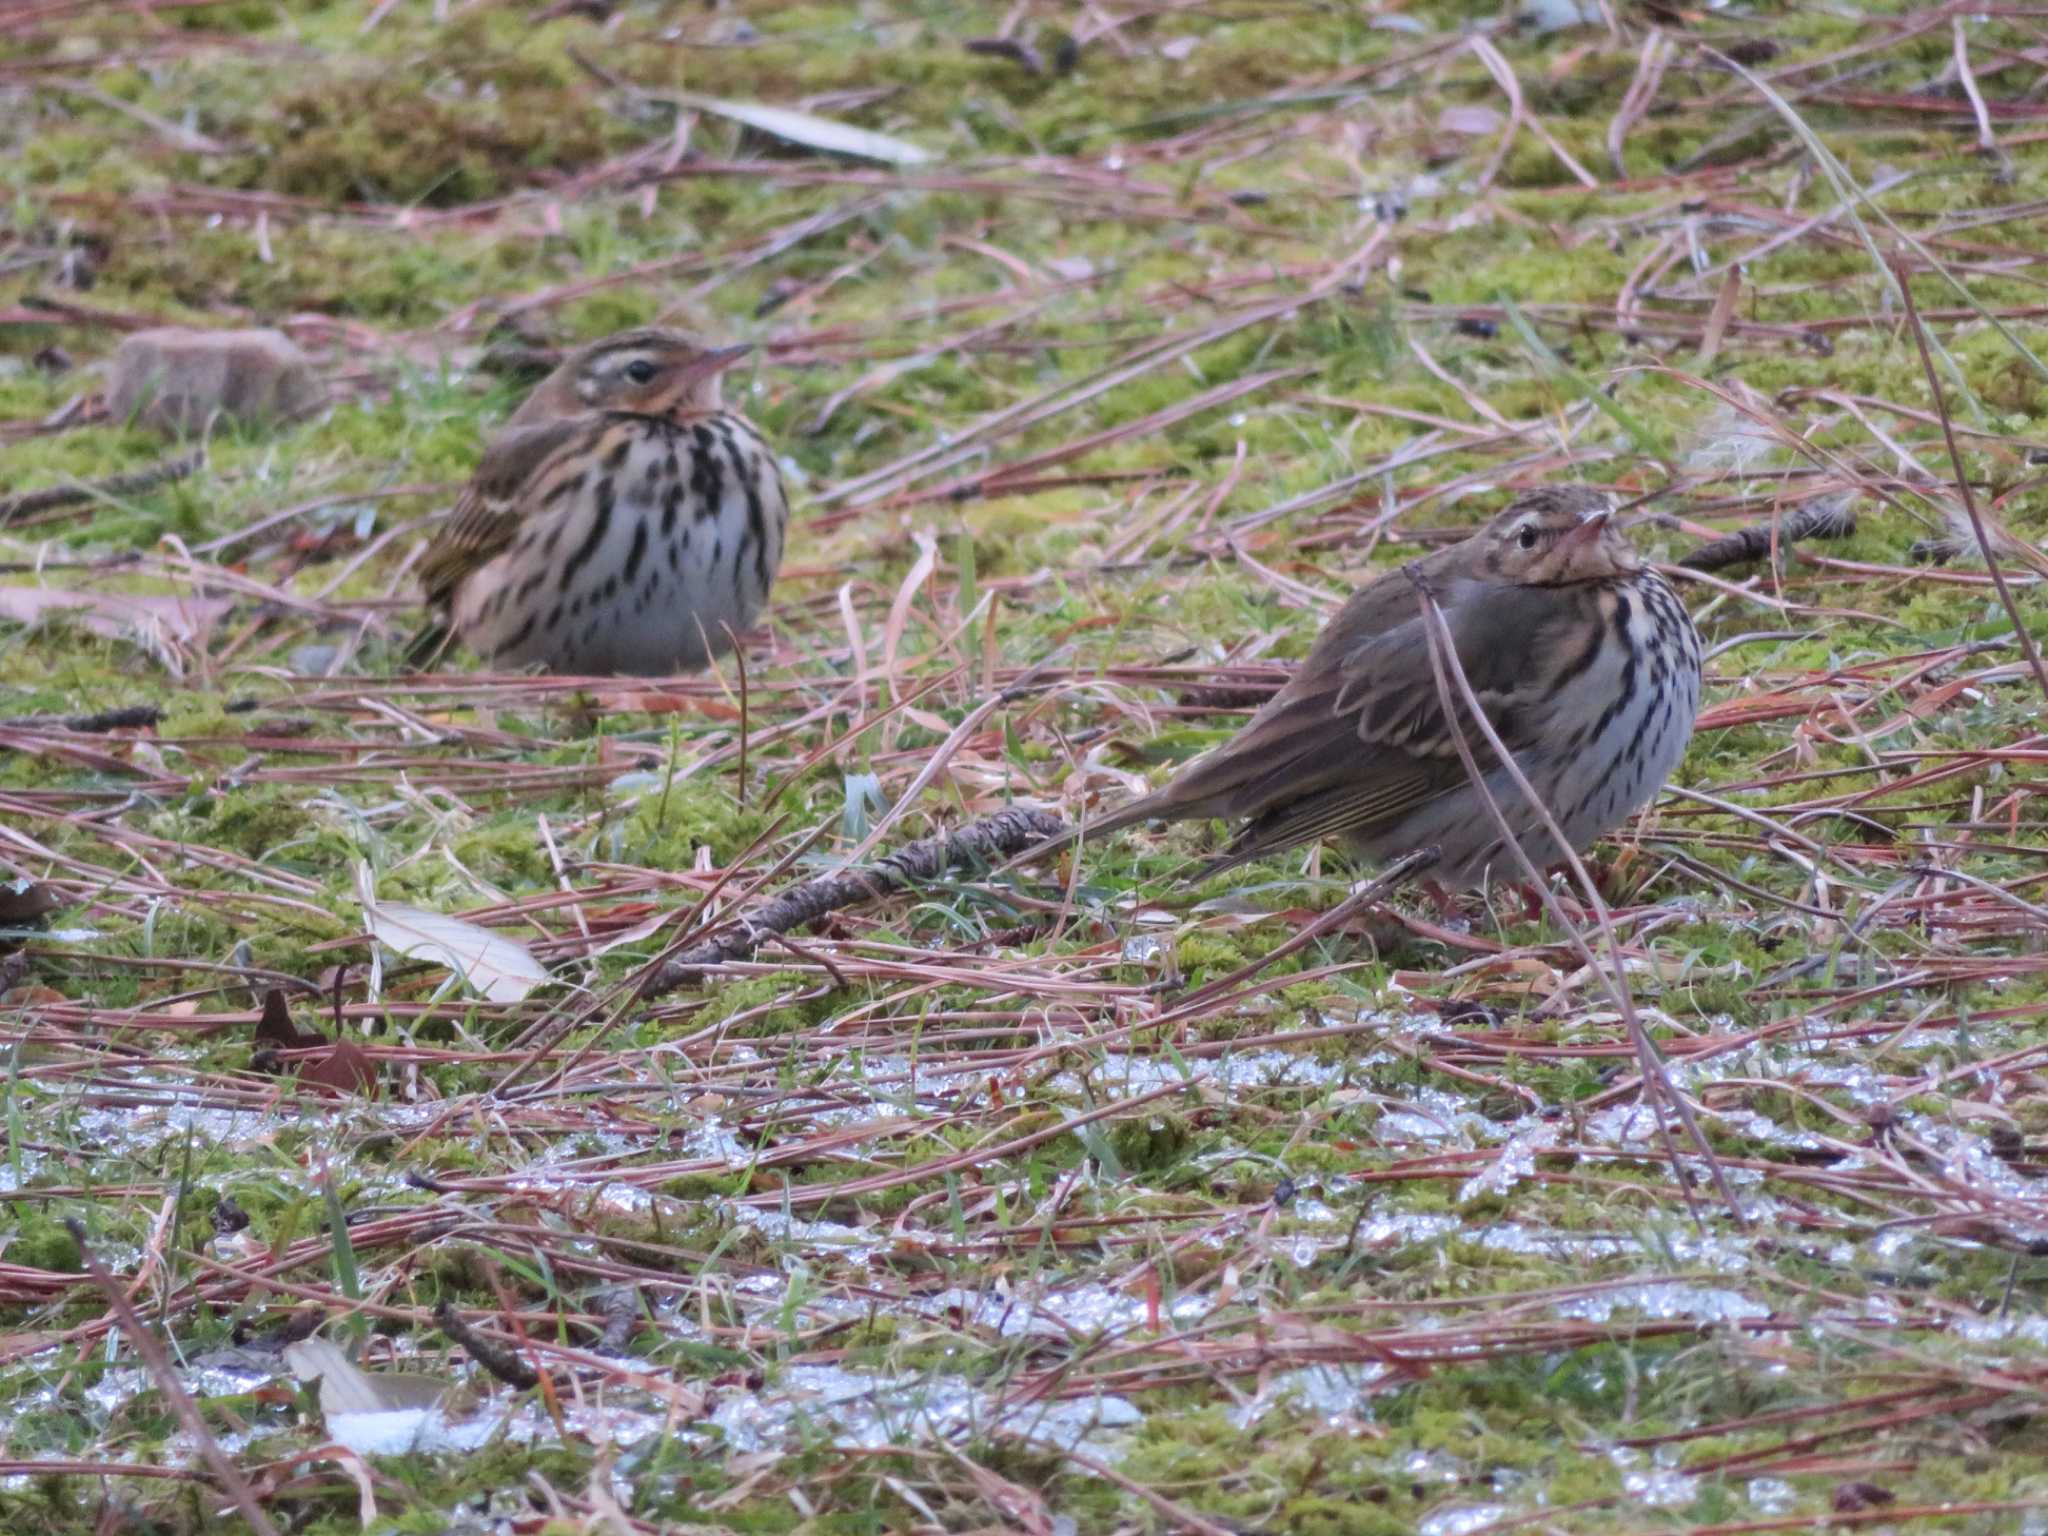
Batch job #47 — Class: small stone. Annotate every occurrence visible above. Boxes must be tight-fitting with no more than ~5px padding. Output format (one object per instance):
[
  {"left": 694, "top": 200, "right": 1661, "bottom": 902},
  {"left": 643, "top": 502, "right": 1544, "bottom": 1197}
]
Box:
[
  {"left": 289, "top": 643, "right": 343, "bottom": 676},
  {"left": 107, "top": 327, "right": 324, "bottom": 436}
]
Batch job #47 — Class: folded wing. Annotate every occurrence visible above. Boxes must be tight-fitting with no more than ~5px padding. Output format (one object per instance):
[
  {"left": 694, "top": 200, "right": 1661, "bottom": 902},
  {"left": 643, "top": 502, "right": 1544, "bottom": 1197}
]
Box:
[
  {"left": 417, "top": 417, "right": 592, "bottom": 612},
  {"left": 1095, "top": 574, "right": 1578, "bottom": 870}
]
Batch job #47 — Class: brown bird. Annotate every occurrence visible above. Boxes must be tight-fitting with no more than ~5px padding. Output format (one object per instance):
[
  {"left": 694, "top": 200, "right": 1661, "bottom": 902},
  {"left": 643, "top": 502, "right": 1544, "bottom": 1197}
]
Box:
[
  {"left": 413, "top": 328, "right": 790, "bottom": 675},
  {"left": 1081, "top": 487, "right": 1702, "bottom": 888}
]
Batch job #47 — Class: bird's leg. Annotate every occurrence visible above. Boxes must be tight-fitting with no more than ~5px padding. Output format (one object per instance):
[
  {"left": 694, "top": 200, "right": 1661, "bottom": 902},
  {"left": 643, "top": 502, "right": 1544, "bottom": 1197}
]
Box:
[
  {"left": 1508, "top": 865, "right": 1610, "bottom": 926},
  {"left": 1556, "top": 857, "right": 1625, "bottom": 913},
  {"left": 1420, "top": 877, "right": 1467, "bottom": 923}
]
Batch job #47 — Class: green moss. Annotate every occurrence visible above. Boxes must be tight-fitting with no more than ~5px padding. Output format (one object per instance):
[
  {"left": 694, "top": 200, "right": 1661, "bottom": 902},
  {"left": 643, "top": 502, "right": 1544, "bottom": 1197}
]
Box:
[
  {"left": 1106, "top": 1111, "right": 1190, "bottom": 1171},
  {"left": 232, "top": 51, "right": 617, "bottom": 207},
  {"left": 4, "top": 1214, "right": 81, "bottom": 1273},
  {"left": 180, "top": 788, "right": 314, "bottom": 861},
  {"left": 1275, "top": 1494, "right": 1409, "bottom": 1536}
]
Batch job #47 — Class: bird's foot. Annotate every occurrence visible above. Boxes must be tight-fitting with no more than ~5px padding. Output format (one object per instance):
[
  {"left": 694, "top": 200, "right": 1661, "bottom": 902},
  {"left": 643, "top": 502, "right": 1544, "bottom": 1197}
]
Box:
[
  {"left": 1419, "top": 878, "right": 1467, "bottom": 923},
  {"left": 1507, "top": 864, "right": 1619, "bottom": 927}
]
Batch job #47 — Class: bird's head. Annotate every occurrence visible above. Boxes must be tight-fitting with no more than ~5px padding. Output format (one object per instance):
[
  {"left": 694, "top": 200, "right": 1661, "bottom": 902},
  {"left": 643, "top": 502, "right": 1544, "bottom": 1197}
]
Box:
[
  {"left": 1477, "top": 487, "right": 1643, "bottom": 585},
  {"left": 513, "top": 328, "right": 752, "bottom": 424}
]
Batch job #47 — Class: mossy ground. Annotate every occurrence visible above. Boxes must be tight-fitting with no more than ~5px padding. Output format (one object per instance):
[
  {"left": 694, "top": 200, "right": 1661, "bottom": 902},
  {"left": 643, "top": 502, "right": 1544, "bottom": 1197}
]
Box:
[{"left": 5, "top": 2, "right": 2048, "bottom": 1533}]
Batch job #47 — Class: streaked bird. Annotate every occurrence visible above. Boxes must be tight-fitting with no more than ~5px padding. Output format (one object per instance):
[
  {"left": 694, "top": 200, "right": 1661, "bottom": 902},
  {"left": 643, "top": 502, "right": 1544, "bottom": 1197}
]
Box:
[
  {"left": 413, "top": 328, "right": 789, "bottom": 676},
  {"left": 1082, "top": 487, "right": 1702, "bottom": 887}
]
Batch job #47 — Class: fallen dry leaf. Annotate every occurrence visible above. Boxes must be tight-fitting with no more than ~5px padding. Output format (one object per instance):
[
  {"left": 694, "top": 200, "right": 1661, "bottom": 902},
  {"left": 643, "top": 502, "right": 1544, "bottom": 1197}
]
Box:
[
  {"left": 680, "top": 95, "right": 931, "bottom": 166},
  {"left": 355, "top": 867, "right": 550, "bottom": 1004},
  {"left": 1439, "top": 104, "right": 1505, "bottom": 136},
  {"left": 251, "top": 988, "right": 376, "bottom": 1096},
  {"left": 0, "top": 880, "right": 59, "bottom": 927},
  {"left": 0, "top": 588, "right": 232, "bottom": 645},
  {"left": 592, "top": 689, "right": 741, "bottom": 719}
]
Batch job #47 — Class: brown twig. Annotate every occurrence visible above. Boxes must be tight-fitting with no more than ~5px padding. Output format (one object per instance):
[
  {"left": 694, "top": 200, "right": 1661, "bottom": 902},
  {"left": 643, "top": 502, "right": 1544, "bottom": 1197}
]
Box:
[
  {"left": 1025, "top": 1440, "right": 1237, "bottom": 1536},
  {"left": 1405, "top": 573, "right": 1745, "bottom": 1229},
  {"left": 645, "top": 806, "right": 1067, "bottom": 994},
  {"left": 488, "top": 807, "right": 819, "bottom": 1100},
  {"left": 65, "top": 1220, "right": 284, "bottom": 1536},
  {"left": 0, "top": 448, "right": 204, "bottom": 525},
  {"left": 1676, "top": 495, "right": 1858, "bottom": 572},
  {"left": 434, "top": 1300, "right": 540, "bottom": 1390},
  {"left": 594, "top": 1288, "right": 641, "bottom": 1355},
  {"left": 1166, "top": 845, "right": 1438, "bottom": 1014},
  {"left": 1, "top": 696, "right": 260, "bottom": 736},
  {"left": 1891, "top": 256, "right": 2048, "bottom": 702}
]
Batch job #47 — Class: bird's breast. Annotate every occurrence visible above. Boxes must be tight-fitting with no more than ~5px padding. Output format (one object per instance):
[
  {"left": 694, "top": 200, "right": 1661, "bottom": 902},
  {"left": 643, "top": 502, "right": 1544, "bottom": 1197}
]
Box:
[{"left": 455, "top": 412, "right": 789, "bottom": 675}]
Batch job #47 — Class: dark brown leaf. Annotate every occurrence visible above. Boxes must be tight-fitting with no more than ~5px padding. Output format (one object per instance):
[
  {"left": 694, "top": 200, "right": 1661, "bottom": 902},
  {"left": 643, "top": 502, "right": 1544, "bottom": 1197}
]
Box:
[
  {"left": 253, "top": 987, "right": 324, "bottom": 1050},
  {"left": 0, "top": 880, "right": 59, "bottom": 926},
  {"left": 251, "top": 988, "right": 375, "bottom": 1096},
  {"left": 1835, "top": 1482, "right": 1892, "bottom": 1515},
  {"left": 1833, "top": 1482, "right": 1896, "bottom": 1513}
]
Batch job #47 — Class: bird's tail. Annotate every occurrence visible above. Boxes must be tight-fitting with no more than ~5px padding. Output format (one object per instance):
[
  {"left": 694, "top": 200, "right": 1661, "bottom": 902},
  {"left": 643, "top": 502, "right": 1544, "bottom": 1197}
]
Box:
[{"left": 403, "top": 619, "right": 455, "bottom": 672}]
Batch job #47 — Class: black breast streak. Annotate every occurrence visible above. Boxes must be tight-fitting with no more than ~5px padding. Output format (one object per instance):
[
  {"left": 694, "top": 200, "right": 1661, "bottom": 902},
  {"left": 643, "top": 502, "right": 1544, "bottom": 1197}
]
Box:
[
  {"left": 1549, "top": 595, "right": 1607, "bottom": 692},
  {"left": 1564, "top": 590, "right": 1641, "bottom": 815},
  {"left": 1582, "top": 590, "right": 1638, "bottom": 743},
  {"left": 500, "top": 614, "right": 535, "bottom": 653},
  {"left": 690, "top": 424, "right": 725, "bottom": 517},
  {"left": 717, "top": 417, "right": 773, "bottom": 594},
  {"left": 623, "top": 518, "right": 648, "bottom": 587},
  {"left": 559, "top": 473, "right": 616, "bottom": 590}
]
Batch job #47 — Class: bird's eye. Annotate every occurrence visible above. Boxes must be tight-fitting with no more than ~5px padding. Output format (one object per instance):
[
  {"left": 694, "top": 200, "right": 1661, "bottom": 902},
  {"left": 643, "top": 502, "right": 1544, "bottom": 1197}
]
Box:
[
  {"left": 623, "top": 360, "right": 658, "bottom": 385},
  {"left": 1517, "top": 525, "right": 1539, "bottom": 550}
]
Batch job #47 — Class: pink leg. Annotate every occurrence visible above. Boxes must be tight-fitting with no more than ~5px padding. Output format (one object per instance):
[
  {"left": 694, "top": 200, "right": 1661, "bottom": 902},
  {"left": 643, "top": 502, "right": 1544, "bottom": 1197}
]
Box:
[{"left": 1420, "top": 878, "right": 1465, "bottom": 922}]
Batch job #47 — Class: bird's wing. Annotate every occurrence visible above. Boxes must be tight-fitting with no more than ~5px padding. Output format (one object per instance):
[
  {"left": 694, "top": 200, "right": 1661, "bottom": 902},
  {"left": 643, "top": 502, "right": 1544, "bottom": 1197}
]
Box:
[
  {"left": 1127, "top": 575, "right": 1577, "bottom": 856},
  {"left": 417, "top": 417, "right": 592, "bottom": 611},
  {"left": 1331, "top": 575, "right": 1577, "bottom": 764}
]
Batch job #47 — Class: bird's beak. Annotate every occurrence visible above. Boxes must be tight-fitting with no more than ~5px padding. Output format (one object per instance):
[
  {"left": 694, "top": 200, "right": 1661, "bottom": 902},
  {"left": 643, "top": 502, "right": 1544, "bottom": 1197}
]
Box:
[
  {"left": 1559, "top": 507, "right": 1613, "bottom": 553},
  {"left": 685, "top": 343, "right": 754, "bottom": 383}
]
